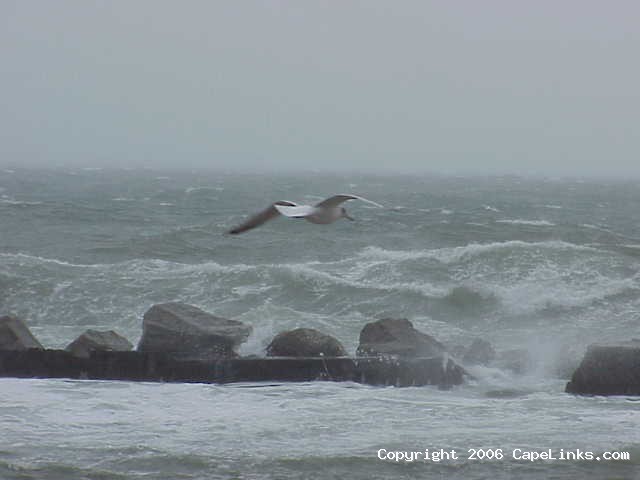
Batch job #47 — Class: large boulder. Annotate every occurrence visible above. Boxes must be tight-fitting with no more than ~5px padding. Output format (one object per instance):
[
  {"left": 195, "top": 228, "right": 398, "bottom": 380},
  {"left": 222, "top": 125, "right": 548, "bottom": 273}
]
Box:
[
  {"left": 356, "top": 318, "right": 445, "bottom": 358},
  {"left": 0, "top": 315, "right": 44, "bottom": 350},
  {"left": 266, "top": 328, "right": 347, "bottom": 357},
  {"left": 137, "top": 303, "right": 252, "bottom": 360},
  {"left": 66, "top": 329, "right": 133, "bottom": 358},
  {"left": 566, "top": 341, "right": 640, "bottom": 395}
]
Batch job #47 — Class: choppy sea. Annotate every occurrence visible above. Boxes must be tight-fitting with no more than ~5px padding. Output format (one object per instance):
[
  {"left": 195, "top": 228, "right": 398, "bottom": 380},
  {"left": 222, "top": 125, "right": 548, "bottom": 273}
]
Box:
[{"left": 1, "top": 167, "right": 639, "bottom": 479}]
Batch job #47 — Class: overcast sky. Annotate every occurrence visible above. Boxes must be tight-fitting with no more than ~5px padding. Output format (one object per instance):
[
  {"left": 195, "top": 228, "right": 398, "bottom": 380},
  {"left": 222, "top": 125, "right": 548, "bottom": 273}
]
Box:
[{"left": 1, "top": 1, "right": 639, "bottom": 176}]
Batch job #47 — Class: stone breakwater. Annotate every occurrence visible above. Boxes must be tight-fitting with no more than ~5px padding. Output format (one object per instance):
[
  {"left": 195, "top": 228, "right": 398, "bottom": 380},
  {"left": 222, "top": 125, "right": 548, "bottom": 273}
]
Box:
[
  {"left": 0, "top": 349, "right": 465, "bottom": 387},
  {"left": 0, "top": 307, "right": 467, "bottom": 388},
  {"left": 2, "top": 306, "right": 639, "bottom": 395}
]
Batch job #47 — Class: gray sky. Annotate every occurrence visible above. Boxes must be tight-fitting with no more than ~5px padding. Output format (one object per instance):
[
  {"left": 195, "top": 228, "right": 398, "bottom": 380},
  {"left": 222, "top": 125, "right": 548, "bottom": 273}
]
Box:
[{"left": 1, "top": 0, "right": 639, "bottom": 176}]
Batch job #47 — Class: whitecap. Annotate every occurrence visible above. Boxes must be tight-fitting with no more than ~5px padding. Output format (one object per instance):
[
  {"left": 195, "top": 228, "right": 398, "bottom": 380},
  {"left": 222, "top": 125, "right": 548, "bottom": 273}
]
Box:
[
  {"left": 496, "top": 219, "right": 555, "bottom": 227},
  {"left": 493, "top": 271, "right": 638, "bottom": 316},
  {"left": 483, "top": 205, "right": 500, "bottom": 212},
  {"left": 268, "top": 262, "right": 449, "bottom": 298},
  {"left": 466, "top": 222, "right": 488, "bottom": 227},
  {"left": 0, "top": 198, "right": 43, "bottom": 206},
  {"left": 0, "top": 252, "right": 101, "bottom": 268},
  {"left": 359, "top": 240, "right": 597, "bottom": 264},
  {"left": 185, "top": 186, "right": 214, "bottom": 194},
  {"left": 231, "top": 284, "right": 274, "bottom": 297}
]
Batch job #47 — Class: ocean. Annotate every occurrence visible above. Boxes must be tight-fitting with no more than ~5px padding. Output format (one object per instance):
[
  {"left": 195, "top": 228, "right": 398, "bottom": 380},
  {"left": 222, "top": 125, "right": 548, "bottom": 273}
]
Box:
[{"left": 1, "top": 167, "right": 639, "bottom": 479}]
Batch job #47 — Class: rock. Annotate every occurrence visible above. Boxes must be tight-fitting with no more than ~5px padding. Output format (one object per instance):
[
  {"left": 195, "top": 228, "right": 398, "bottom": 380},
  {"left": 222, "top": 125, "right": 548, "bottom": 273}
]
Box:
[
  {"left": 267, "top": 328, "right": 347, "bottom": 357},
  {"left": 0, "top": 315, "right": 44, "bottom": 350},
  {"left": 66, "top": 329, "right": 133, "bottom": 358},
  {"left": 137, "top": 303, "right": 252, "bottom": 360},
  {"left": 462, "top": 339, "right": 496, "bottom": 366},
  {"left": 356, "top": 318, "right": 445, "bottom": 358},
  {"left": 566, "top": 341, "right": 640, "bottom": 395}
]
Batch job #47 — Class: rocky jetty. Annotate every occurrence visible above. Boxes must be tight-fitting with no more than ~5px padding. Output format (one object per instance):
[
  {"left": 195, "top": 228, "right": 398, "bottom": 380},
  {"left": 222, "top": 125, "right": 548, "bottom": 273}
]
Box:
[
  {"left": 66, "top": 329, "right": 133, "bottom": 358},
  {"left": 0, "top": 315, "right": 43, "bottom": 350},
  {"left": 0, "top": 306, "right": 466, "bottom": 389},
  {"left": 566, "top": 341, "right": 640, "bottom": 395},
  {"left": 137, "top": 303, "right": 252, "bottom": 360},
  {"left": 267, "top": 328, "right": 347, "bottom": 357}
]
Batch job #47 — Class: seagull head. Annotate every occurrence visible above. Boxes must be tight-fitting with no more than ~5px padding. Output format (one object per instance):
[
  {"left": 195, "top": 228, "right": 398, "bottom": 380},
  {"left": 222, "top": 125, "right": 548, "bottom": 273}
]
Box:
[{"left": 341, "top": 207, "right": 355, "bottom": 221}]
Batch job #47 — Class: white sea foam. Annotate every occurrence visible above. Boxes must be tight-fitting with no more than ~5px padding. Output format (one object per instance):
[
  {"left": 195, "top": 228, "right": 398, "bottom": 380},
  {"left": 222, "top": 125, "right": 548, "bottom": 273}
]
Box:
[
  {"left": 483, "top": 205, "right": 500, "bottom": 212},
  {"left": 580, "top": 224, "right": 620, "bottom": 236},
  {"left": 0, "top": 253, "right": 101, "bottom": 268},
  {"left": 0, "top": 198, "right": 43, "bottom": 206},
  {"left": 359, "top": 240, "right": 597, "bottom": 265},
  {"left": 495, "top": 274, "right": 638, "bottom": 315},
  {"left": 185, "top": 186, "right": 223, "bottom": 194},
  {"left": 496, "top": 219, "right": 555, "bottom": 226},
  {"left": 466, "top": 222, "right": 488, "bottom": 227}
]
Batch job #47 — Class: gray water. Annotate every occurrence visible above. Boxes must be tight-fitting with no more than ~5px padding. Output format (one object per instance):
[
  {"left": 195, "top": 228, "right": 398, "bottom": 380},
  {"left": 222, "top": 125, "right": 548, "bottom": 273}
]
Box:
[{"left": 1, "top": 167, "right": 639, "bottom": 479}]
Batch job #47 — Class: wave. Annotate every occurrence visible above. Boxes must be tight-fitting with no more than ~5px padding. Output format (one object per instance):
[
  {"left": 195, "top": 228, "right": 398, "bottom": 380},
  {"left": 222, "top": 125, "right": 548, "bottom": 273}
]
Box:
[
  {"left": 442, "top": 285, "right": 497, "bottom": 309},
  {"left": 184, "top": 186, "right": 224, "bottom": 194},
  {"left": 0, "top": 198, "right": 43, "bottom": 206},
  {"left": 0, "top": 252, "right": 102, "bottom": 268},
  {"left": 492, "top": 274, "right": 639, "bottom": 315},
  {"left": 268, "top": 262, "right": 449, "bottom": 299},
  {"left": 359, "top": 240, "right": 597, "bottom": 264},
  {"left": 496, "top": 219, "right": 555, "bottom": 226},
  {"left": 3, "top": 237, "right": 638, "bottom": 351}
]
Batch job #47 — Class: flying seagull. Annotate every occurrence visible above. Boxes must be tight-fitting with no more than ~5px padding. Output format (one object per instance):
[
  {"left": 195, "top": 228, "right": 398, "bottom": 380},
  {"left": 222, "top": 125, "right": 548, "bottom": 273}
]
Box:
[{"left": 227, "top": 194, "right": 384, "bottom": 234}]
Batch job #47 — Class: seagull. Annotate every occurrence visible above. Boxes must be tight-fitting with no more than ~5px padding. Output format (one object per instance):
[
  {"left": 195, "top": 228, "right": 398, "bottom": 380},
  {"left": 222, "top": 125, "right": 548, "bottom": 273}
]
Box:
[{"left": 227, "top": 194, "right": 384, "bottom": 234}]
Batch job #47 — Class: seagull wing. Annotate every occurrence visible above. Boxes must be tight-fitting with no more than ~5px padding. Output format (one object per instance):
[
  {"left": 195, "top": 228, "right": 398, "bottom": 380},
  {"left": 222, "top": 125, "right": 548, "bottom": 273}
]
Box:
[
  {"left": 227, "top": 200, "right": 297, "bottom": 234},
  {"left": 273, "top": 204, "right": 317, "bottom": 218},
  {"left": 314, "top": 194, "right": 384, "bottom": 209}
]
